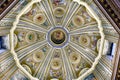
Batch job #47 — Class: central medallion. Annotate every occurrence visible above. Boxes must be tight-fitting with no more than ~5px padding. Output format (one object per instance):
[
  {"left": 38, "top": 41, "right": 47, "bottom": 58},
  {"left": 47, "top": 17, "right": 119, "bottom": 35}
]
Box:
[
  {"left": 51, "top": 29, "right": 65, "bottom": 44},
  {"left": 48, "top": 27, "right": 69, "bottom": 48}
]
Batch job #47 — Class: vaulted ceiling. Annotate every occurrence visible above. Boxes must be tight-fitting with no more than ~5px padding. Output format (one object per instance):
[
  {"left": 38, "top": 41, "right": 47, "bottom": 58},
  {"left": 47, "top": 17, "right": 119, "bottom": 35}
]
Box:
[{"left": 0, "top": 0, "right": 120, "bottom": 80}]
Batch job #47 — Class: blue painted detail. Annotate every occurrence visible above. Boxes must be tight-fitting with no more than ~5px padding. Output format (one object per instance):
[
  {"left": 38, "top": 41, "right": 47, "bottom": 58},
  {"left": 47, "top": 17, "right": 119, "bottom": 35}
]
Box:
[
  {"left": 84, "top": 74, "right": 96, "bottom": 80},
  {"left": 0, "top": 36, "right": 7, "bottom": 54},
  {"left": 0, "top": 36, "right": 6, "bottom": 49}
]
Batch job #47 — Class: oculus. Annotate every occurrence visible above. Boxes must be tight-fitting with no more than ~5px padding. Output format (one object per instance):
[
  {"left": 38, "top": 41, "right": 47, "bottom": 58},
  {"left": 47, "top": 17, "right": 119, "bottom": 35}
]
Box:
[{"left": 48, "top": 27, "right": 69, "bottom": 48}]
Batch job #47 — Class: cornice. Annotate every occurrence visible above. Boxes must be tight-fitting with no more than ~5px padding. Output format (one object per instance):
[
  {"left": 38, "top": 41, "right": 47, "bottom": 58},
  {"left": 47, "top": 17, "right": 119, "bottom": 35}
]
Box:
[
  {"left": 94, "top": 0, "right": 120, "bottom": 35},
  {"left": 93, "top": 0, "right": 120, "bottom": 80},
  {"left": 0, "top": 0, "right": 18, "bottom": 20},
  {"left": 112, "top": 37, "right": 120, "bottom": 80}
]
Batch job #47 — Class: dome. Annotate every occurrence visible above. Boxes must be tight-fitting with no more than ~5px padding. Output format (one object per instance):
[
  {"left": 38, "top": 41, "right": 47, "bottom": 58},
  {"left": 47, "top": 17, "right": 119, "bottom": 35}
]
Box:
[{"left": 0, "top": 0, "right": 119, "bottom": 80}]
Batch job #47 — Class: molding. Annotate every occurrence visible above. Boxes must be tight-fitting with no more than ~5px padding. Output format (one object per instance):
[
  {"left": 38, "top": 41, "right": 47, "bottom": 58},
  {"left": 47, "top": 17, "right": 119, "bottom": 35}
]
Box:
[
  {"left": 112, "top": 37, "right": 120, "bottom": 80},
  {"left": 93, "top": 0, "right": 120, "bottom": 80},
  {"left": 93, "top": 0, "right": 120, "bottom": 35},
  {"left": 112, "top": 0, "right": 120, "bottom": 12},
  {"left": 0, "top": 0, "right": 19, "bottom": 20}
]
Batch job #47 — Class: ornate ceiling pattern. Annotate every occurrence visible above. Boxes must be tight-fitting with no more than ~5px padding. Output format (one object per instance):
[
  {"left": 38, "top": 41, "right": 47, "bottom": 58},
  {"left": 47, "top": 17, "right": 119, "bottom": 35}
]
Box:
[{"left": 0, "top": 0, "right": 119, "bottom": 80}]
